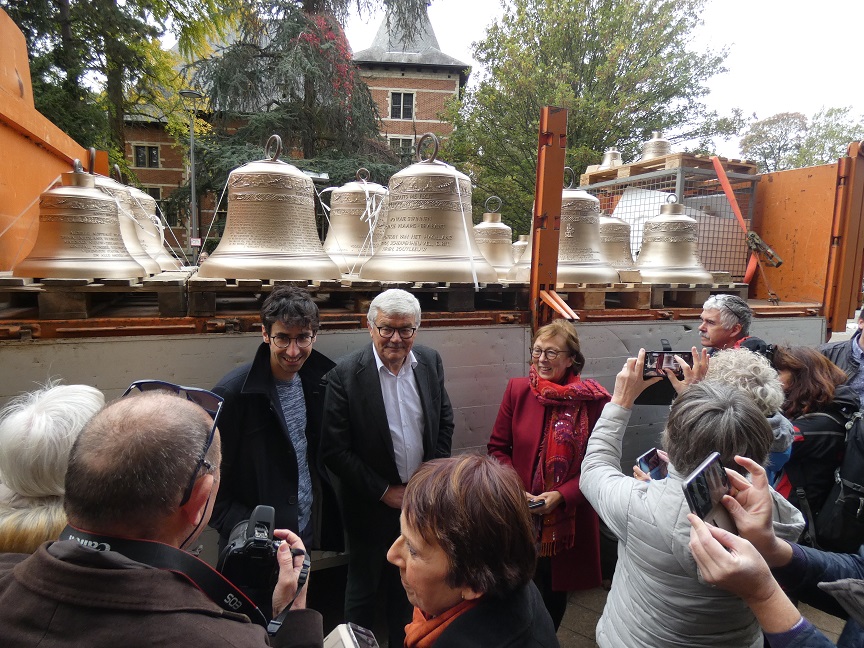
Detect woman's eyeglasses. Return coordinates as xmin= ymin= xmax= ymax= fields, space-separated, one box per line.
xmin=123 ymin=380 xmax=223 ymax=506
xmin=530 ymin=347 xmax=566 ymax=360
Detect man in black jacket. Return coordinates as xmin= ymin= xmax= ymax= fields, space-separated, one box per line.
xmin=211 ymin=287 xmax=339 ymax=555
xmin=821 ymin=307 xmax=864 ymax=405
xmin=322 ymin=289 xmax=454 ymax=648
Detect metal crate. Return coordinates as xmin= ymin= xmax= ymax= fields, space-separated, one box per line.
xmin=581 ymin=168 xmax=760 ymax=281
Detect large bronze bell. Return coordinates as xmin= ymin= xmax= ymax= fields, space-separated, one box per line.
xmin=636 ymin=199 xmax=713 ymax=283
xmin=127 ymin=187 xmax=181 ymax=271
xmin=198 ymin=135 xmax=340 ymax=280
xmin=599 ymin=213 xmax=636 ymax=270
xmin=13 ymin=161 xmax=147 ymax=280
xmin=359 ymin=134 xmax=497 ymax=283
xmin=473 ymin=196 xmax=513 ymax=280
xmin=93 ymin=174 xmax=161 ymax=276
xmin=557 ymin=185 xmax=619 ymax=284
xmin=322 ymin=169 xmax=388 ymax=275
xmin=512 ymin=233 xmax=529 ymax=264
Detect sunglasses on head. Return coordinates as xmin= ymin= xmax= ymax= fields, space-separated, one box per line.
xmin=123 ymin=380 xmax=223 ymax=506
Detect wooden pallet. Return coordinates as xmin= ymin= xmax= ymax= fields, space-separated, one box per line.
xmin=559 ymin=283 xmax=652 ymax=310
xmin=580 ymin=153 xmax=759 ymax=186
xmin=0 ymin=270 xmax=192 ymax=319
xmin=648 ymin=282 xmax=749 ymax=309
xmin=186 ymin=276 xmax=530 ymax=317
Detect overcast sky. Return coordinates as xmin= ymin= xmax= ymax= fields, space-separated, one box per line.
xmin=345 ymin=0 xmax=864 ymax=157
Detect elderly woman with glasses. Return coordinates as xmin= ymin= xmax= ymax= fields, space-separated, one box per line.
xmin=487 ymin=319 xmax=610 ymax=629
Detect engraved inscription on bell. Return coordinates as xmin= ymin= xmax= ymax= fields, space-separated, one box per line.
xmin=557 ymin=188 xmax=618 ymax=284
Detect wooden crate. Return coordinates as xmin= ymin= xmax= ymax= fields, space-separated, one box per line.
xmin=580 ymin=153 xmax=759 ymax=186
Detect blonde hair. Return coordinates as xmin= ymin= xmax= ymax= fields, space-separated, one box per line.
xmin=0 ymin=502 xmax=67 ymax=553
xmin=705 ymin=348 xmax=784 ymax=416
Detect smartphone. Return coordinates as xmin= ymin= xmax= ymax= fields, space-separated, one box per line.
xmin=682 ymin=452 xmax=737 ymax=533
xmin=636 ymin=447 xmax=668 ymax=480
xmin=528 ymin=499 xmax=546 ymax=509
xmin=643 ymin=350 xmax=694 ymax=379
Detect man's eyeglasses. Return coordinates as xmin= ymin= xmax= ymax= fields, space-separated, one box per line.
xmin=123 ymin=380 xmax=223 ymax=506
xmin=375 ymin=326 xmax=417 ymax=339
xmin=269 ymin=333 xmax=315 ymax=349
xmin=531 ymin=347 xmax=566 ymax=360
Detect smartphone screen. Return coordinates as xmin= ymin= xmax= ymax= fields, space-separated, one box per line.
xmin=682 ymin=452 xmax=736 ymax=533
xmin=643 ymin=351 xmax=694 ymax=379
xmin=636 ymin=447 xmax=668 ymax=480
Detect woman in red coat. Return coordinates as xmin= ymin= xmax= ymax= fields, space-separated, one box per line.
xmin=488 ymin=319 xmax=610 ymax=629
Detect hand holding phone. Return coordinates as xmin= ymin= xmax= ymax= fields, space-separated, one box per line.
xmin=528 ymin=499 xmax=546 ymax=510
xmin=643 ymin=350 xmax=695 ymax=380
xmin=682 ymin=452 xmax=737 ymax=533
xmin=636 ymin=447 xmax=668 ymax=480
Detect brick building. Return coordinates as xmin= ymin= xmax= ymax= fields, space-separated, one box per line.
xmin=352 ymin=6 xmax=470 ymax=159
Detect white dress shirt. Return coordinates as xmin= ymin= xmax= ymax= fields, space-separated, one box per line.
xmin=372 ymin=346 xmax=424 ymax=486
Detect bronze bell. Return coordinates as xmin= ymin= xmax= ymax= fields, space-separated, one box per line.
xmin=506 ymin=230 xmax=532 ymax=282
xmin=512 ymin=233 xmax=529 ymax=264
xmin=127 ymin=187 xmax=181 ymax=271
xmin=322 ymin=168 xmax=388 ymax=275
xmin=198 ymin=135 xmax=340 ymax=280
xmin=641 ymin=130 xmax=672 ymax=160
xmin=636 ymin=199 xmax=713 ymax=283
xmin=360 ymin=133 xmax=497 ymax=283
xmin=557 ymin=185 xmax=619 ymax=284
xmin=13 ymin=161 xmax=147 ymax=280
xmin=93 ymin=174 xmax=161 ymax=276
xmin=473 ymin=196 xmax=513 ymax=280
xmin=599 ymin=213 xmax=636 ymax=270
xmin=598 ymin=148 xmax=622 ymax=170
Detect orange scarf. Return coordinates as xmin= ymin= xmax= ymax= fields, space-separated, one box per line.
xmin=403 ymin=599 xmax=481 ymax=648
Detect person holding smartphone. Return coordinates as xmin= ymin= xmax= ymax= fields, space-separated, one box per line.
xmin=580 ymin=350 xmax=804 ymax=648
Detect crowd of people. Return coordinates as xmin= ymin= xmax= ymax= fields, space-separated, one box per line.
xmin=1 ymin=288 xmax=864 ymax=647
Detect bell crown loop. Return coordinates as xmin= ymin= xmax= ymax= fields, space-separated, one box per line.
xmin=564 ymin=166 xmax=576 ymax=189
xmin=484 ymin=195 xmax=502 ymax=213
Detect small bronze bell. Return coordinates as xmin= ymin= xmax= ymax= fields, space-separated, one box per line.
xmin=512 ymin=233 xmax=529 ymax=264
xmin=599 ymin=213 xmax=636 ymax=270
xmin=636 ymin=199 xmax=713 ymax=283
xmin=473 ymin=196 xmax=513 ymax=280
xmin=360 ymin=133 xmax=497 ymax=283
xmin=322 ymin=169 xmax=388 ymax=275
xmin=13 ymin=161 xmax=147 ymax=280
xmin=598 ymin=148 xmax=622 ymax=170
xmin=198 ymin=135 xmax=340 ymax=280
xmin=127 ymin=186 xmax=181 ymax=271
xmin=641 ymin=131 xmax=672 ymax=160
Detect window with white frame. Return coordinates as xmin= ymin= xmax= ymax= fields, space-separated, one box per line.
xmin=390 ymin=92 xmax=414 ymax=120
xmin=134 ymin=145 xmax=160 ymax=168
xmin=389 ymin=137 xmax=414 ymax=157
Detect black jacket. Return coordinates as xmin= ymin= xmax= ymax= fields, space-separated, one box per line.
xmin=210 ymin=343 xmax=341 ymax=551
xmin=821 ymin=330 xmax=862 ymax=383
xmin=780 ymin=384 xmax=861 ymax=516
xmin=435 ymin=582 xmax=559 ymax=648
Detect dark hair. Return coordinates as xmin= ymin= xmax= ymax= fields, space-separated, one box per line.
xmin=662 ymin=381 xmax=773 ymax=475
xmin=260 ymin=286 xmax=320 ymax=335
xmin=403 ymin=455 xmax=536 ymax=598
xmin=771 ymin=346 xmax=847 ymax=418
xmin=64 ymin=392 xmax=218 ymax=531
xmin=532 ymin=319 xmax=585 ymax=375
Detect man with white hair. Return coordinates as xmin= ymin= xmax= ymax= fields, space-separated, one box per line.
xmin=322 ymin=289 xmax=454 ymax=648
xmin=699 ymin=294 xmax=769 ymax=355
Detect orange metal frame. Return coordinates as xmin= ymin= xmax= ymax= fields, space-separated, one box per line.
xmin=529 ymin=106 xmax=569 ymax=331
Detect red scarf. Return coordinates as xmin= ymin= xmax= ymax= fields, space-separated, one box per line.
xmin=404 ymin=599 xmax=481 ymax=648
xmin=528 ymin=365 xmax=610 ymax=557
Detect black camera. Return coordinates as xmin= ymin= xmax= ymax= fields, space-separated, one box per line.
xmin=218 ymin=505 xmax=283 ymax=612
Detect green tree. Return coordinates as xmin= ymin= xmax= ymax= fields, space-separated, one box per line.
xmin=441 ymin=0 xmax=733 ymax=234
xmin=792 ymin=107 xmax=864 ymax=168
xmin=739 ymin=112 xmax=807 ymax=173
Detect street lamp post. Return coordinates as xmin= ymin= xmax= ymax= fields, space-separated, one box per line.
xmin=179 ymin=89 xmax=203 ymax=264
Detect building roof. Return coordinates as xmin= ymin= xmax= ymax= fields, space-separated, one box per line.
xmin=352 ymin=7 xmax=469 ymax=72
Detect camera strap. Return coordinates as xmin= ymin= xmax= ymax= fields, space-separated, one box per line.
xmin=59 ymin=525 xmax=268 ymax=628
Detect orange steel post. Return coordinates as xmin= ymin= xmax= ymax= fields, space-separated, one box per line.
xmin=530 ymin=106 xmax=568 ymax=332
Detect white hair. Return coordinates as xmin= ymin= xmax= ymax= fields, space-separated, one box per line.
xmin=705 ymin=348 xmax=784 ymax=416
xmin=367 ymin=289 xmax=421 ymax=327
xmin=0 ymin=382 xmax=104 ymax=498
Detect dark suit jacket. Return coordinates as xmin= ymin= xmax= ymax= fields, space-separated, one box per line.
xmin=321 ymin=343 xmax=454 ymax=541
xmin=210 ymin=343 xmax=341 ymax=551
